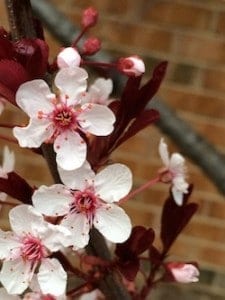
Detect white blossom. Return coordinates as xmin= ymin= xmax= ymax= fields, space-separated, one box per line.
xmin=32 ymin=162 xmax=132 ymax=250
xmin=13 ymin=67 xmax=115 ymax=170
xmin=159 ymin=138 xmax=189 ymax=205
xmin=0 ymin=205 xmax=69 ymax=296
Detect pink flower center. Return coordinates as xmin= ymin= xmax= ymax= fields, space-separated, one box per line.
xmin=52 ymin=103 xmax=77 ymax=130
xmin=21 ymin=235 xmax=47 ymax=262
xmin=70 ymin=188 xmax=100 ymax=224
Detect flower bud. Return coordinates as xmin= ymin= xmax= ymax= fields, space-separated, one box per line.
xmin=83 ymin=37 xmax=101 ymax=55
xmin=57 ymin=47 xmax=81 ymax=69
xmin=166 ymin=262 xmax=199 ymax=283
xmin=81 ymin=7 xmax=98 ymax=28
xmin=117 ymin=55 xmax=145 ymax=77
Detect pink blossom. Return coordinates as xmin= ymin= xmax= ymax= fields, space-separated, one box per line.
xmin=32 ymin=162 xmax=132 ymax=249
xmin=0 ymin=205 xmax=69 ymax=296
xmin=83 ymin=37 xmax=101 ymax=55
xmin=57 ymin=47 xmax=81 ymax=69
xmin=117 ymin=56 xmax=145 ymax=77
xmin=166 ymin=262 xmax=199 ymax=283
xmin=158 ymin=138 xmax=189 ymax=205
xmin=13 ymin=67 xmax=115 ymax=170
xmin=81 ymin=7 xmax=98 ymax=28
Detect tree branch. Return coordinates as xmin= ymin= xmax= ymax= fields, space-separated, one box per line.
xmin=5 ymin=1 xmax=131 ymax=299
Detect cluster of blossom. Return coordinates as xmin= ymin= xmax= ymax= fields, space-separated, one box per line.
xmin=0 ymin=5 xmax=199 ymax=300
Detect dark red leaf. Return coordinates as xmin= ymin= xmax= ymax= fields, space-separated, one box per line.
xmin=115 ymin=226 xmax=155 ymax=259
xmin=117 ymin=109 xmax=160 ymax=146
xmin=13 ymin=38 xmax=49 ymax=78
xmin=149 ymin=245 xmax=162 ymax=266
xmin=117 ymin=257 xmax=140 ymax=281
xmin=0 ymin=38 xmax=14 ymax=59
xmin=0 ymin=59 xmax=29 ymax=103
xmin=160 ymin=185 xmax=198 ymax=253
xmin=0 ymin=172 xmax=33 ymax=204
xmin=136 ymin=61 xmax=168 ymax=113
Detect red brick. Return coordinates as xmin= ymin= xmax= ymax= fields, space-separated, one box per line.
xmin=208 ymin=201 xmax=225 ymax=220
xmin=142 ymin=1 xmax=212 ymax=30
xmin=174 ymin=34 xmax=225 ymax=64
xmin=216 ymin=12 xmax=225 ymax=34
xmin=55 ymin=0 xmax=129 ymax=16
xmin=199 ymin=247 xmax=225 ymax=268
xmin=90 ymin=20 xmax=172 ymax=53
xmin=159 ymin=85 xmax=225 ymax=119
xmin=202 ymin=69 xmax=225 ymax=94
xmin=184 ymin=115 xmax=225 ymax=147
xmin=183 ymin=217 xmax=225 ymax=243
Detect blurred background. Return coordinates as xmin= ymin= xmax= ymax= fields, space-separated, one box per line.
xmin=0 ymin=0 xmax=225 ymax=299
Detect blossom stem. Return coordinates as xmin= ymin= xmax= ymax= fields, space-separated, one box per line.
xmin=72 ymin=27 xmax=88 ymax=46
xmin=119 ymin=176 xmax=160 ymax=204
xmin=5 ymin=0 xmax=36 ymax=40
xmin=0 ymin=200 xmax=18 ymax=206
xmin=81 ymin=60 xmax=116 ymax=69
xmin=0 ymin=134 xmax=18 ymax=143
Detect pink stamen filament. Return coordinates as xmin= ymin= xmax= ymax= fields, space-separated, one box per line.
xmin=21 ymin=235 xmax=47 ymax=262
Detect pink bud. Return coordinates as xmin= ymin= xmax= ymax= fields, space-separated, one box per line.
xmin=117 ymin=56 xmax=145 ymax=77
xmin=57 ymin=47 xmax=81 ymax=69
xmin=81 ymin=7 xmax=98 ymax=28
xmin=166 ymin=262 xmax=199 ymax=283
xmin=83 ymin=37 xmax=101 ymax=55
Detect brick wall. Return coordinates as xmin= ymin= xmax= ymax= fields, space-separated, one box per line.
xmin=1 ymin=0 xmax=225 ymax=298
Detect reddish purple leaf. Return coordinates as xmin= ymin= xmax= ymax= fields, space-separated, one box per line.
xmin=117 ymin=109 xmax=160 ymax=146
xmin=117 ymin=257 xmax=140 ymax=281
xmin=115 ymin=226 xmax=155 ymax=280
xmin=0 ymin=172 xmax=33 ymax=204
xmin=160 ymin=185 xmax=198 ymax=253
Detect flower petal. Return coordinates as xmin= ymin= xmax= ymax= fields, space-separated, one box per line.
xmin=16 ymin=79 xmax=54 ymax=117
xmin=171 ymin=187 xmax=183 ymax=206
xmin=54 ymin=67 xmax=87 ymax=104
xmin=78 ymin=103 xmax=115 ymax=135
xmin=9 ymin=205 xmax=45 ymax=236
xmin=58 ymin=160 xmax=95 ymax=190
xmin=61 ymin=213 xmax=90 ymax=249
xmin=54 ymin=131 xmax=87 ymax=170
xmin=0 ymin=259 xmax=33 ymax=294
xmin=94 ymin=204 xmax=131 ymax=243
xmin=2 ymin=146 xmax=15 ymax=174
xmin=170 ymin=153 xmax=186 ymax=175
xmin=84 ymin=78 xmax=113 ymax=105
xmin=159 ymin=138 xmax=170 ymax=167
xmin=0 ymin=230 xmax=20 ymax=259
xmin=94 ymin=164 xmax=132 ymax=202
xmin=57 ymin=47 xmax=81 ymax=69
xmin=13 ymin=118 xmax=53 ymax=148
xmin=32 ymin=184 xmax=72 ymax=216
xmin=38 ymin=258 xmax=67 ymax=296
